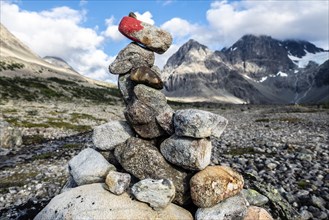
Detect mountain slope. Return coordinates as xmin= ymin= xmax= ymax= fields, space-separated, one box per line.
xmin=0 ymin=23 xmax=120 ymax=103
xmin=163 ymin=35 xmax=329 ymax=104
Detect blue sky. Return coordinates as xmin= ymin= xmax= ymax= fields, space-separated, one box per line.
xmin=1 ymin=0 xmax=328 ymax=83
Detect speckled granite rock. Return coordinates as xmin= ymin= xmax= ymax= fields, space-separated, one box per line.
xmin=190 ymin=165 xmax=244 ymax=208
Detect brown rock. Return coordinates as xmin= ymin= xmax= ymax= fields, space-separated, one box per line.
xmin=243 ymin=206 xmax=273 ymax=220
xmin=190 ymin=166 xmax=244 ymax=208
xmin=124 ymin=100 xmax=165 ymax=139
xmin=130 ymin=66 xmax=163 ymax=89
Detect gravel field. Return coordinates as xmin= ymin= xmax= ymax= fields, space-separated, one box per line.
xmin=1 ymin=102 xmax=328 ymax=219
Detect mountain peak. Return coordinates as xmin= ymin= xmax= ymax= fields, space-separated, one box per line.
xmin=184 ymin=39 xmax=208 ymax=50
xmin=43 ymin=56 xmax=76 ymax=71
xmin=282 ymin=39 xmax=325 ymax=58
xmin=164 ymin=39 xmax=209 ymax=69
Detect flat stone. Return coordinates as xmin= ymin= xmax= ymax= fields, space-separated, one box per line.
xmin=195 ymin=193 xmax=248 ymax=220
xmin=130 ymin=66 xmax=163 ymax=89
xmin=105 ymin=170 xmax=131 ymax=195
xmin=92 ymin=120 xmax=135 ymax=151
xmin=190 ymin=165 xmax=244 ymax=208
xmin=115 ymin=137 xmax=190 ymax=205
xmin=243 ymin=206 xmax=273 ymax=220
xmin=109 ymin=42 xmax=154 ymax=75
xmin=241 ymin=189 xmax=269 ymax=206
xmin=118 ymin=74 xmax=136 ymax=104
xmin=34 ymin=183 xmax=193 ymax=220
xmin=68 ymin=148 xmax=116 ymax=186
xmin=131 ymin=178 xmax=175 ymax=209
xmin=118 ymin=16 xmax=172 ymax=54
xmin=174 ymin=109 xmax=228 ymax=138
xmin=160 ymin=135 xmax=212 ymax=170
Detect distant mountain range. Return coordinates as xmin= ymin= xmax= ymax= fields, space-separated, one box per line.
xmin=0 ymin=23 xmax=120 ymax=103
xmin=163 ymin=35 xmax=329 ymax=104
xmin=2 ymin=22 xmax=328 ymax=105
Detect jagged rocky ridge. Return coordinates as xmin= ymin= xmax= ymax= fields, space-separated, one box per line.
xmin=163 ymin=35 xmax=329 ymax=104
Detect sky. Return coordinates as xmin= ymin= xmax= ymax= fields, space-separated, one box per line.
xmin=1 ymin=0 xmax=328 ymax=83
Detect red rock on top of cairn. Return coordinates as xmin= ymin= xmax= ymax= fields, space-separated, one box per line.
xmin=118 ymin=13 xmax=172 ymax=54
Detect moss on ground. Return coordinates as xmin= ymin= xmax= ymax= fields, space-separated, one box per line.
xmin=0 ymin=171 xmax=37 ymax=189
xmin=22 ymin=135 xmax=47 ymax=145
xmin=62 ymin=143 xmax=81 ymax=149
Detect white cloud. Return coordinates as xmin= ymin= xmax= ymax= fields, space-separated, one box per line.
xmin=102 ymin=16 xmax=125 ymax=42
xmin=161 ymin=18 xmax=198 ymax=38
xmin=134 ymin=11 xmax=155 ymax=25
xmin=205 ymin=0 xmax=329 ymax=49
xmin=0 ymin=1 xmax=116 ymax=82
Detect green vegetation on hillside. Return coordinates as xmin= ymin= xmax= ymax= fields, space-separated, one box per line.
xmin=0 ymin=76 xmax=122 ymax=104
xmin=0 ymin=61 xmax=24 ymax=71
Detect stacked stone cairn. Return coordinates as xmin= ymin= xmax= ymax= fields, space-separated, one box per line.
xmin=35 ymin=13 xmax=273 ymax=220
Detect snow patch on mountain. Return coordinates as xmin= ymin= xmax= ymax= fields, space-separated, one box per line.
xmin=288 ymin=51 xmax=329 ymax=68
xmin=277 ymin=71 xmax=288 ymax=77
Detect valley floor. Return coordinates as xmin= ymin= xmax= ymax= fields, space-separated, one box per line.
xmin=0 ymin=101 xmax=328 ymax=219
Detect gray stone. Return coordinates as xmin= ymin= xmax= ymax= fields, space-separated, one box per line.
xmin=34 ymin=183 xmax=193 ymax=220
xmin=104 ymin=170 xmax=131 ymax=195
xmin=0 ymin=120 xmax=22 ymax=148
xmin=130 ymin=66 xmax=163 ymax=89
xmin=124 ymin=84 xmax=172 ymax=139
xmin=300 ymin=210 xmax=313 ymax=220
xmin=195 ymin=193 xmax=248 ymax=220
xmin=266 ymin=162 xmax=277 ymax=170
xmin=125 ymin=101 xmax=165 ymax=139
xmin=156 ymin=108 xmax=175 ymax=135
xmin=109 ymin=42 xmax=154 ymax=74
xmin=133 ymin=84 xmax=169 ymax=113
xmin=174 ymin=109 xmax=228 ymax=138
xmin=241 ymin=189 xmax=269 ymax=206
xmin=118 ymin=74 xmax=136 ymax=104
xmin=118 ymin=16 xmax=172 ymax=54
xmin=68 ymin=148 xmax=116 ymax=186
xmin=131 ymin=178 xmax=175 ymax=209
xmin=115 ymin=137 xmax=190 ymax=205
xmin=92 ymin=120 xmax=135 ymax=151
xmin=190 ymin=165 xmax=244 ymax=208
xmin=311 ymin=195 xmax=326 ymax=210
xmin=160 ymin=135 xmax=212 ymax=170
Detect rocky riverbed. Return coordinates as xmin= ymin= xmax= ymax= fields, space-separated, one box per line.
xmin=0 ymin=102 xmax=328 ymax=219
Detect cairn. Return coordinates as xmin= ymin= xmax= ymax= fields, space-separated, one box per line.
xmin=35 ymin=13 xmax=273 ymax=220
